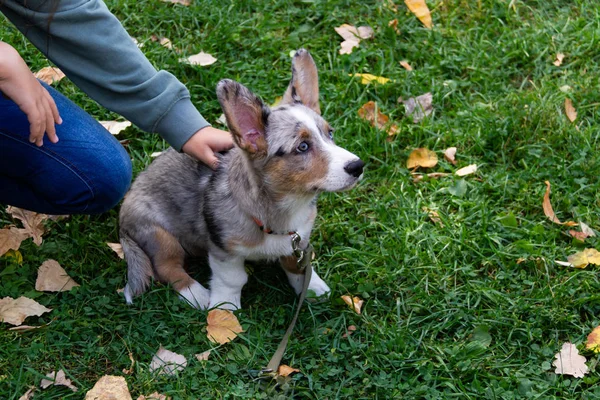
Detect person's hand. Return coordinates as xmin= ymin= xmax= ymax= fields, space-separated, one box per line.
xmin=0 ymin=42 xmax=61 ymax=146
xmin=181 ymin=126 xmax=233 ymax=169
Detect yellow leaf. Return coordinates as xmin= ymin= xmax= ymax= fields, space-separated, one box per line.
xmin=341 ymin=295 xmax=364 ymax=314
xmin=206 ymin=309 xmax=244 ymax=344
xmin=84 ymin=376 xmax=130 ymax=399
xmin=34 ymin=66 xmax=66 ymax=85
xmin=35 ymin=259 xmax=80 ymax=292
xmin=351 ymin=73 xmax=391 ymax=85
xmin=567 ymin=248 xmax=600 ymax=269
xmin=542 ymin=181 xmax=578 ymax=226
xmin=357 ymin=101 xmax=399 ymax=137
xmin=0 ymin=296 xmax=52 ymax=326
xmin=586 ymin=326 xmax=600 ymax=354
xmin=565 ymin=98 xmax=577 ymax=122
xmin=407 ymin=148 xmax=438 ymax=169
xmin=404 ymin=0 xmax=433 ymax=28
xmin=277 ymin=365 xmax=300 ymax=377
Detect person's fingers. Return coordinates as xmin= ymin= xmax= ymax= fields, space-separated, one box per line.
xmin=44 ymin=88 xmax=62 ymax=125
xmin=26 ymin=103 xmax=45 ymax=145
xmin=43 ymin=98 xmax=59 ymax=144
xmin=198 ymin=146 xmax=220 ymax=169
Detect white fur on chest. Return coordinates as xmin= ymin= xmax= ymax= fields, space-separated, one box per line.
xmin=234 ymin=223 xmax=314 ymax=260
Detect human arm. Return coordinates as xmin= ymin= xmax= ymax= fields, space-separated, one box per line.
xmin=0 ymin=0 xmax=232 ymax=164
xmin=0 ymin=41 xmax=61 ymax=146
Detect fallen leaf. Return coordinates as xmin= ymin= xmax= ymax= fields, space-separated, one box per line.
xmin=100 ymin=120 xmax=132 ymax=135
xmin=357 ymin=101 xmax=399 ymax=137
xmin=40 ymin=370 xmax=78 ymax=392
xmin=423 ymin=207 xmax=443 ymax=227
xmin=553 ymin=342 xmax=588 ymax=378
xmin=18 ymin=387 xmax=35 ymax=400
xmin=35 ymin=259 xmax=80 ymax=292
xmin=555 ymin=260 xmax=574 ymax=267
xmin=342 ymin=325 xmax=357 ymax=338
xmin=122 ymin=351 xmax=135 ymax=375
xmin=402 ymin=92 xmax=433 ymax=123
xmin=277 ymin=365 xmax=300 ymax=377
xmin=9 ymin=320 xmax=52 ymax=332
xmin=150 ymin=35 xmax=173 ymax=49
xmin=341 ymin=295 xmax=364 ymax=314
xmin=351 ymin=73 xmax=391 ymax=85
xmin=0 ymin=296 xmax=52 ymax=326
xmin=455 ymin=164 xmax=478 ymax=177
xmin=388 ymin=19 xmax=400 ymax=34
xmin=7 ymin=206 xmax=47 ymax=245
xmin=216 ymin=113 xmax=227 ymax=126
xmin=566 ymin=248 xmax=600 ymax=269
xmin=580 ymin=222 xmax=596 ymax=237
xmin=553 ymin=53 xmax=565 ymax=67
xmin=568 ymin=230 xmax=589 ymax=241
xmin=542 ymin=181 xmax=578 ymax=226
xmin=444 ymin=147 xmax=457 ymax=165
xmin=399 ymin=60 xmax=413 ymax=71
xmin=161 ymin=0 xmax=190 ymax=5
xmin=85 ymin=375 xmax=131 ymax=399
xmin=195 ymin=350 xmax=211 ymax=361
xmin=107 ymin=242 xmax=124 ymax=259
xmin=150 ymin=152 xmax=163 ymax=158
xmin=137 ymin=393 xmax=169 ymax=400
xmin=206 ymin=309 xmax=244 ymax=344
xmin=404 ymin=0 xmax=433 ymax=28
xmin=407 ymin=148 xmax=438 ymax=169
xmin=565 ymin=98 xmax=577 ymax=122
xmin=516 ymin=258 xmax=526 ymax=264
xmin=34 ymin=66 xmax=66 ymax=85
xmin=131 ymin=37 xmax=144 ymax=48
xmin=334 ymin=24 xmax=374 ymax=55
xmin=0 ymin=226 xmax=29 ymax=257
xmin=586 ymin=326 xmax=600 ymax=354
xmin=150 ymin=346 xmax=187 ymax=375
xmin=181 ymin=52 xmax=217 ymax=66
xmin=4 ymin=249 xmax=23 ymax=265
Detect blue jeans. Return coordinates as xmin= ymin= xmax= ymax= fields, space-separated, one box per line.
xmin=0 ymin=82 xmax=132 ymax=214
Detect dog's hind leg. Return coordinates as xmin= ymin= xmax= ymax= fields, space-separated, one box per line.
xmin=280 ymin=255 xmax=331 ymax=299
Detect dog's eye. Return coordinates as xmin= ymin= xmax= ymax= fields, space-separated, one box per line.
xmin=296 ymin=142 xmax=309 ymax=153
xmin=328 ymin=128 xmax=334 ymax=140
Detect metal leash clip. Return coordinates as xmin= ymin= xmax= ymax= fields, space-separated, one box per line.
xmin=291 ymin=232 xmax=304 ymax=263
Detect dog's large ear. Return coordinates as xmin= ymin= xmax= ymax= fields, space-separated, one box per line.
xmin=281 ymin=49 xmax=320 ymax=115
xmin=216 ymin=79 xmax=270 ymax=158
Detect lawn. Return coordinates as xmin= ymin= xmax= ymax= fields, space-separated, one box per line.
xmin=1 ymin=0 xmax=600 ymax=398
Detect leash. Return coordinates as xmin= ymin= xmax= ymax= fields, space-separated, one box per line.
xmin=251 ymin=217 xmax=314 ymax=379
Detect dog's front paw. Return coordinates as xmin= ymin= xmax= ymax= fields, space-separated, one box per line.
xmin=307 ymin=272 xmax=331 ymax=300
xmin=178 ymin=281 xmax=210 ymax=310
xmin=208 ymin=293 xmax=241 ymax=311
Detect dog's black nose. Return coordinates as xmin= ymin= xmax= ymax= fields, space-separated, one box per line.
xmin=344 ymin=159 xmax=364 ymax=177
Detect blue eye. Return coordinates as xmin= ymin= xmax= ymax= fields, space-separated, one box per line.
xmin=328 ymin=128 xmax=334 ymax=140
xmin=296 ymin=142 xmax=309 ymax=152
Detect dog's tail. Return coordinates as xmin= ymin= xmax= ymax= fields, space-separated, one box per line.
xmin=120 ymin=232 xmax=154 ymax=304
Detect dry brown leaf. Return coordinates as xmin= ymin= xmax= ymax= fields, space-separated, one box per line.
xmin=277 ymin=365 xmax=300 ymax=377
xmin=423 ymin=207 xmax=443 ymax=227
xmin=404 ymin=0 xmax=433 ymax=28
xmin=586 ymin=326 xmax=600 ymax=354
xmin=341 ymin=295 xmax=364 ymax=314
xmin=580 ymin=222 xmax=596 ymax=237
xmin=542 ymin=181 xmax=578 ymax=226
xmin=357 ymin=101 xmax=399 ymax=137
xmin=137 ymin=393 xmax=170 ymax=400
xmin=107 ymin=242 xmax=124 ymax=259
xmin=150 ymin=151 xmax=163 ymax=158
xmin=565 ymin=98 xmax=577 ymax=122
xmin=342 ymin=325 xmax=357 ymax=338
xmin=34 ymin=66 xmax=66 ymax=85
xmin=150 ymin=346 xmax=187 ymax=375
xmin=553 ymin=342 xmax=588 ymax=378
xmin=195 ymin=350 xmax=211 ymax=361
xmin=553 ymin=53 xmax=565 ymax=67
xmin=181 ymin=52 xmax=217 ymax=66
xmin=7 ymin=206 xmax=47 ymax=246
xmin=18 ymin=387 xmax=35 ymax=400
xmin=206 ymin=309 xmax=244 ymax=344
xmin=388 ymin=19 xmax=400 ymax=34
xmin=122 ymin=351 xmax=135 ymax=375
xmin=85 ymin=375 xmax=131 ymax=399
xmin=455 ymin=164 xmax=478 ymax=177
xmin=402 ymin=92 xmax=433 ymax=123
xmin=568 ymin=230 xmax=589 ymax=241
xmin=407 ymin=148 xmax=438 ymax=169
xmin=567 ymin=248 xmax=600 ymax=269
xmin=40 ymin=370 xmax=78 ymax=392
xmin=334 ymin=24 xmax=373 ymax=55
xmin=444 ymin=147 xmax=457 ymax=165
xmin=35 ymin=259 xmax=80 ymax=292
xmin=9 ymin=319 xmax=52 ymax=332
xmin=555 ymin=260 xmax=574 ymax=267
xmin=161 ymin=0 xmax=190 ymax=5
xmin=0 ymin=226 xmax=29 ymax=257
xmin=399 ymin=60 xmax=413 ymax=71
xmin=0 ymin=296 xmax=52 ymax=326
xmin=150 ymin=35 xmax=174 ymax=50
xmin=100 ymin=120 xmax=132 ymax=135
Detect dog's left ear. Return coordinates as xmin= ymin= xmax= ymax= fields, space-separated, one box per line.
xmin=216 ymin=79 xmax=270 ymax=158
xmin=281 ymin=49 xmax=320 ymax=115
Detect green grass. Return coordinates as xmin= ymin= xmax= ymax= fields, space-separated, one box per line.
xmin=2 ymin=0 xmax=600 ymax=398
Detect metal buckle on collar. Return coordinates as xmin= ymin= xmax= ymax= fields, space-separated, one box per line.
xmin=291 ymin=232 xmax=304 ymax=262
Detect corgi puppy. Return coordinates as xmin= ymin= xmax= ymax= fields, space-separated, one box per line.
xmin=119 ymin=49 xmax=364 ymax=310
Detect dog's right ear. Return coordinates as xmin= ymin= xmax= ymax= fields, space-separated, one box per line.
xmin=216 ymin=79 xmax=270 ymax=158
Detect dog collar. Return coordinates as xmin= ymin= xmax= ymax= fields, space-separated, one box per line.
xmin=252 ymin=216 xmax=296 ymax=236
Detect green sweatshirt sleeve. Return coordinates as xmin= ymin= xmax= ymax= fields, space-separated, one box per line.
xmin=0 ymin=0 xmax=210 ymax=150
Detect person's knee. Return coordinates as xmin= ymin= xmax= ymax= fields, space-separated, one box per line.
xmin=87 ymin=148 xmax=132 ymax=214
